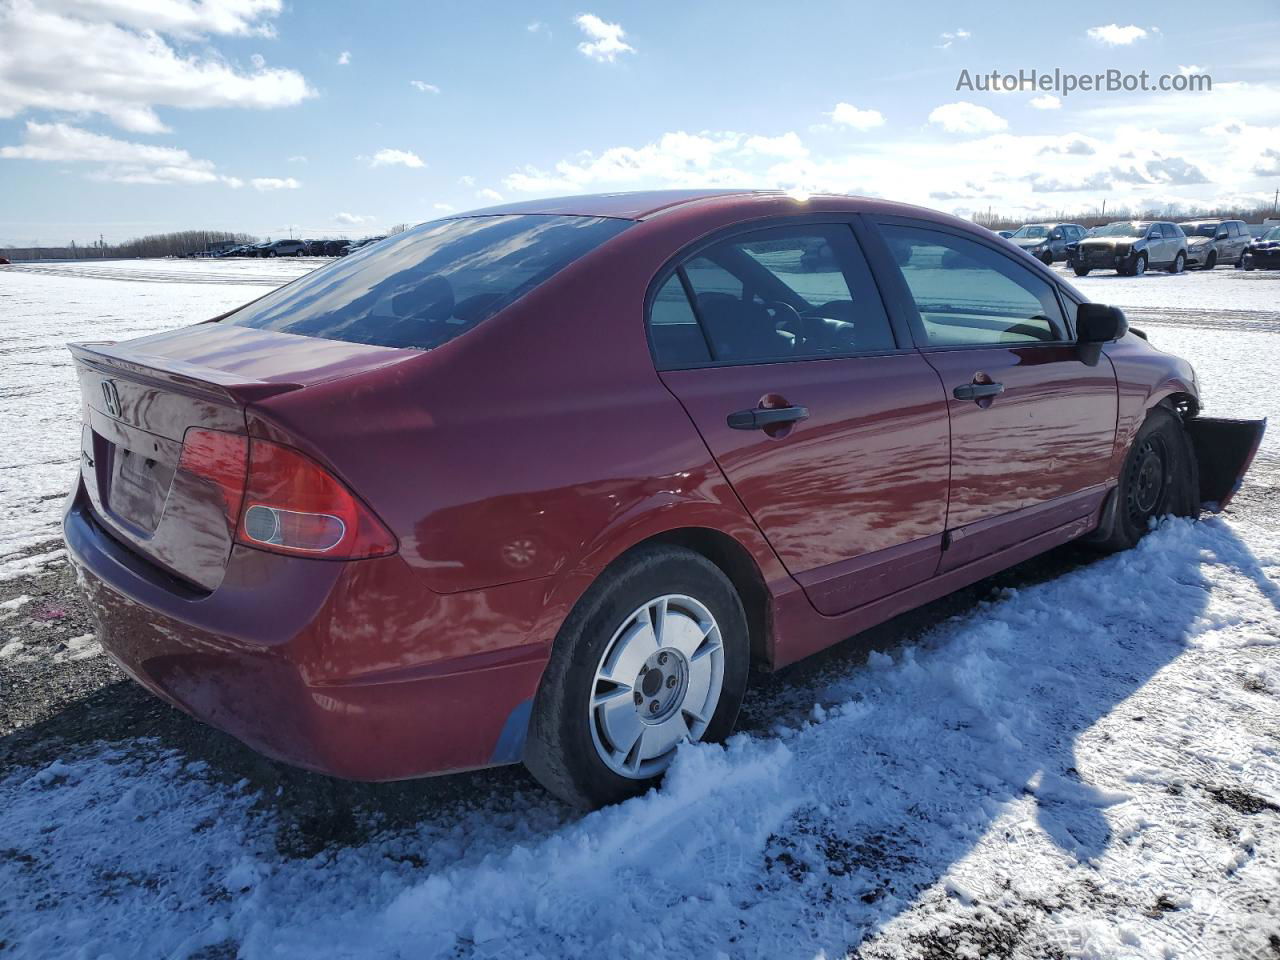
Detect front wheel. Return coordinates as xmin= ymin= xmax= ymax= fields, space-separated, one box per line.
xmin=1073 ymin=264 xmax=1091 ymax=277
xmin=524 ymin=545 xmax=750 ymax=808
xmin=1204 ymin=251 xmax=1217 ymax=270
xmin=1169 ymin=251 xmax=1186 ymax=274
xmin=1040 ymin=250 xmax=1054 ymax=266
xmin=1092 ymin=407 xmax=1198 ymax=552
xmin=1128 ymin=253 xmax=1148 ymax=277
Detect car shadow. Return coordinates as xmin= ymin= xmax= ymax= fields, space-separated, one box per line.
xmin=0 ymin=515 xmax=1269 ymax=954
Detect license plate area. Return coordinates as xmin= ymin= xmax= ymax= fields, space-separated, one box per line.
xmin=84 ymin=408 xmax=181 ymax=536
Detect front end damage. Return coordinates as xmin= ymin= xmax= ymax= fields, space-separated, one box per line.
xmin=1186 ymin=416 xmax=1267 ymax=511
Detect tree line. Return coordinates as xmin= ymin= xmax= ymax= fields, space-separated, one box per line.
xmin=1 ymin=230 xmax=259 ymax=261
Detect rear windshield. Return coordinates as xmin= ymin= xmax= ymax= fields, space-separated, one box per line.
xmin=221 ymin=214 xmax=630 ymax=349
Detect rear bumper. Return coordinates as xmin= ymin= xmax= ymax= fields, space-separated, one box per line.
xmin=64 ymin=489 xmax=550 ymax=780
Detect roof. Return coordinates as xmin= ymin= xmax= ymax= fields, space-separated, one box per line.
xmin=452 ymin=189 xmax=798 ymax=221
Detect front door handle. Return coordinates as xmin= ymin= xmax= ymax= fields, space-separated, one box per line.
xmin=953 ymin=382 xmax=1005 ymax=401
xmin=727 ymin=404 xmax=809 ymax=430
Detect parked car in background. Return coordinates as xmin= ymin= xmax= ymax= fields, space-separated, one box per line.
xmin=1008 ymin=223 xmax=1086 ymax=264
xmin=1072 ymin=221 xmax=1188 ymax=276
xmin=1178 ymin=219 xmax=1250 ymax=269
xmin=261 ymin=239 xmax=308 ymax=257
xmin=62 ymin=189 xmax=1262 ymax=808
xmin=324 ymin=239 xmax=350 ymax=256
xmin=343 ymin=235 xmax=388 ymax=255
xmin=1241 ymin=226 xmax=1280 ymax=270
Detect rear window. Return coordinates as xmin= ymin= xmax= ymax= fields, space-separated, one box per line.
xmin=221 ymin=215 xmax=630 ymax=349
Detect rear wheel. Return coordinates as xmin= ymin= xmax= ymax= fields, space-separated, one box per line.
xmin=1169 ymin=251 xmax=1186 ymax=274
xmin=524 ymin=545 xmax=750 ymax=808
xmin=1073 ymin=264 xmax=1091 ymax=277
xmin=1092 ymin=408 xmax=1198 ymax=552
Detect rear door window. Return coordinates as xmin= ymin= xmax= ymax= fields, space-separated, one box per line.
xmin=221 ymin=215 xmax=630 ymax=349
xmin=655 ymin=224 xmax=895 ymax=366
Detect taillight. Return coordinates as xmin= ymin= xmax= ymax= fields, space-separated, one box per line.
xmin=177 ymin=429 xmax=396 ymax=560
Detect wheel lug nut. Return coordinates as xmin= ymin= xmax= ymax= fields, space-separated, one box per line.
xmin=666 ymin=676 xmax=677 ymax=688
xmin=657 ymin=652 xmax=668 ymax=665
xmin=634 ymin=692 xmax=643 ymax=706
xmin=650 ymin=700 xmax=661 ymax=714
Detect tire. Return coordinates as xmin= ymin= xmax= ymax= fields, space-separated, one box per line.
xmin=1040 ymin=251 xmax=1054 ymax=266
xmin=524 ymin=545 xmax=750 ymax=808
xmin=1129 ymin=253 xmax=1147 ymax=277
xmin=1073 ymin=264 xmax=1091 ymax=277
xmin=1244 ymin=257 xmax=1256 ymax=272
xmin=1204 ymin=251 xmax=1217 ymax=270
xmin=1092 ymin=407 xmax=1199 ymax=553
xmin=1169 ymin=251 xmax=1186 ymax=274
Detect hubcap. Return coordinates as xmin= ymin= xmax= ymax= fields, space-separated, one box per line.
xmin=588 ymin=594 xmax=725 ymax=779
xmin=1126 ymin=437 xmax=1168 ymax=527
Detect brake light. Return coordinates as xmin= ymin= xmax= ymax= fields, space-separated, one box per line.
xmin=236 ymin=438 xmax=397 ymax=559
xmin=176 ymin=428 xmax=396 ymax=559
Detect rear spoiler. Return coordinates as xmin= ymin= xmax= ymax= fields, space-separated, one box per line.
xmin=68 ymin=341 xmax=303 ymax=406
xmin=1187 ymin=416 xmax=1266 ymax=511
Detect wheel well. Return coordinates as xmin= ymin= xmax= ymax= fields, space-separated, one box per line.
xmin=1161 ymin=391 xmax=1200 ymax=420
xmin=643 ymin=528 xmax=773 ymax=670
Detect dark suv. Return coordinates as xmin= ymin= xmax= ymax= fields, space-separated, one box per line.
xmin=1007 ymin=223 xmax=1086 ymax=265
xmin=1178 ymin=220 xmax=1250 ymax=269
xmin=1072 ymin=221 xmax=1188 ymax=276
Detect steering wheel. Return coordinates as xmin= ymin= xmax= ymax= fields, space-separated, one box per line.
xmin=762 ymin=300 xmax=805 ymax=336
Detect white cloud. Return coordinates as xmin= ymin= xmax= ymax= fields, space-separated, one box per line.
xmin=928 ymin=102 xmax=1008 ymax=135
xmin=1086 ymin=24 xmax=1149 ymax=46
xmin=334 ymin=212 xmax=373 ymax=224
xmin=36 ymin=0 xmax=283 ymax=38
xmin=1179 ymin=64 xmax=1204 ymax=75
xmin=287 ymin=155 xmax=307 ymax=163
xmin=337 ymin=50 xmax=351 ymax=65
xmin=527 ymin=20 xmax=549 ymax=35
xmin=457 ymin=174 xmax=476 ymax=187
xmin=742 ymin=132 xmax=807 ymax=160
xmin=574 ymin=13 xmax=634 ymax=63
xmin=476 ymin=188 xmax=503 ymax=202
xmin=937 ymin=28 xmax=970 ymax=49
xmin=250 ymin=53 xmax=265 ymax=69
xmin=829 ymin=102 xmax=885 ymax=130
xmin=0 ymin=0 xmax=312 ymax=133
xmin=0 ymin=120 xmax=245 ymax=187
xmin=433 ymin=202 xmax=455 ymax=211
xmin=1029 ymin=95 xmax=1061 ymax=110
xmin=409 ymin=80 xmax=440 ymax=94
xmin=366 ymin=148 xmax=424 ymax=169
xmin=251 ymin=176 xmax=300 ymax=190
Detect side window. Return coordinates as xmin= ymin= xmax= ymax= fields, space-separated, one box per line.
xmin=670 ymin=224 xmax=895 ymax=365
xmin=649 ymin=274 xmax=711 ymax=367
xmin=1161 ymin=223 xmax=1180 ymax=239
xmin=878 ymin=223 xmax=1067 ymax=347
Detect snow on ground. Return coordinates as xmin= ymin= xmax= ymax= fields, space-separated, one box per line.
xmin=0 ymin=258 xmax=1278 ymax=959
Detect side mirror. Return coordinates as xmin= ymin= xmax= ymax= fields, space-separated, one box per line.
xmin=1077 ymin=303 xmax=1128 ymax=343
xmin=1216 ymin=231 xmax=1229 ymax=240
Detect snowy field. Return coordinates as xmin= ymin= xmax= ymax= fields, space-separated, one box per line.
xmin=0 ymin=258 xmax=1277 ymax=959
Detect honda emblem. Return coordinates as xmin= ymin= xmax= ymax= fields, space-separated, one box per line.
xmin=101 ymin=379 xmax=122 ymax=418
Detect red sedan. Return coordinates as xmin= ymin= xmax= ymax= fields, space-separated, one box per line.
xmin=64 ymin=190 xmax=1262 ymax=808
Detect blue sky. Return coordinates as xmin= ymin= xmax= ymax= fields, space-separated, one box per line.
xmin=1 ymin=0 xmax=1278 ymax=245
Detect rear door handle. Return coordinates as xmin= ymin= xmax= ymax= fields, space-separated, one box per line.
xmin=953 ymin=382 xmax=1005 ymax=401
xmin=727 ymin=405 xmax=809 ymax=430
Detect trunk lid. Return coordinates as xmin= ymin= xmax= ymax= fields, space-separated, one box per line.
xmin=70 ymin=323 xmax=419 ymax=591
